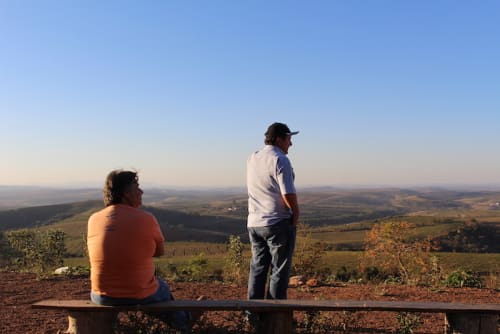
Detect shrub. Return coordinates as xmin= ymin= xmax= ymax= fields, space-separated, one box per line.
xmin=444 ymin=269 xmax=482 ymax=288
xmin=361 ymin=266 xmax=390 ymax=283
xmin=224 ymin=235 xmax=245 ymax=283
xmin=0 ymin=231 xmax=17 ymax=267
xmin=483 ymin=267 xmax=500 ymax=289
xmin=64 ymin=266 xmax=90 ymax=277
xmin=160 ymin=261 xmax=182 ymax=282
xmin=335 ymin=266 xmax=360 ymax=283
xmin=397 ymin=312 xmax=422 ymax=334
xmin=360 ymin=221 xmax=440 ymax=285
xmin=180 ymin=253 xmax=209 ymax=282
xmin=5 ymin=229 xmax=66 ymax=274
xmin=292 ymin=223 xmax=325 ymax=277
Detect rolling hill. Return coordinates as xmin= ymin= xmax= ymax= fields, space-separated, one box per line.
xmin=0 ymin=200 xmax=101 ymax=231
xmin=1 ymin=188 xmax=499 ymax=254
xmin=0 ymin=201 xmax=247 ymax=244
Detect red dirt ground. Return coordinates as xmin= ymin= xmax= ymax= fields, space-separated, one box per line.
xmin=1 ymin=271 xmax=498 ymax=333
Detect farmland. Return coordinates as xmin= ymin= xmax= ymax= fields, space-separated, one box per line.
xmin=2 ymin=186 xmax=500 ymax=333
xmin=1 ymin=187 xmax=499 ymax=274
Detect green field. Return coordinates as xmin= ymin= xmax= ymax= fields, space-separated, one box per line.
xmin=64 ymin=247 xmax=500 ymax=281
xmin=3 ymin=188 xmax=500 ymax=281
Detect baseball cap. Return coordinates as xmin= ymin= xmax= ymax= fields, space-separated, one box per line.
xmin=265 ymin=122 xmax=300 ymax=138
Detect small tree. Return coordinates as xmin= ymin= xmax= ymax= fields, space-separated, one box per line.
xmin=360 ymin=221 xmax=439 ymax=285
xmin=6 ymin=229 xmax=38 ymax=269
xmin=6 ymin=229 xmax=66 ymax=274
xmin=39 ymin=230 xmax=66 ymax=271
xmin=224 ymin=235 xmax=245 ymax=283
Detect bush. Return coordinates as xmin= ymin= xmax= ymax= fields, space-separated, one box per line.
xmin=64 ymin=266 xmax=90 ymax=277
xmin=292 ymin=223 xmax=325 ymax=277
xmin=180 ymin=253 xmax=209 ymax=282
xmin=335 ymin=266 xmax=360 ymax=283
xmin=5 ymin=229 xmax=66 ymax=274
xmin=159 ymin=261 xmax=181 ymax=282
xmin=0 ymin=231 xmax=17 ymax=266
xmin=361 ymin=266 xmax=390 ymax=284
xmin=360 ymin=221 xmax=440 ymax=285
xmin=397 ymin=312 xmax=422 ymax=334
xmin=444 ymin=269 xmax=482 ymax=288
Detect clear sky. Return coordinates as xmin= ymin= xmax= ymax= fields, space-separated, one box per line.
xmin=1 ymin=1 xmax=499 ymax=189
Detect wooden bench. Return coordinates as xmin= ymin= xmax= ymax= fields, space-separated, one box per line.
xmin=32 ymin=299 xmax=500 ymax=334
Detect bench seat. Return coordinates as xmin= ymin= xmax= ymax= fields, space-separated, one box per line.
xmin=32 ymin=299 xmax=500 ymax=334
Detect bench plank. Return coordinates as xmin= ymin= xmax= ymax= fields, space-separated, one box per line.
xmin=32 ymin=299 xmax=500 ymax=314
xmin=32 ymin=299 xmax=500 ymax=334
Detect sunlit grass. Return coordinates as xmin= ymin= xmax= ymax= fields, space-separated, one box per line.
xmin=64 ymin=250 xmax=500 ymax=279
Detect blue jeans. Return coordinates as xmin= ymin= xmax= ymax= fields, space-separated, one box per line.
xmin=91 ymin=278 xmax=191 ymax=331
xmin=247 ymin=219 xmax=296 ymax=300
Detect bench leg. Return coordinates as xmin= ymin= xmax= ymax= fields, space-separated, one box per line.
xmin=259 ymin=311 xmax=293 ymax=334
xmin=65 ymin=311 xmax=116 ymax=334
xmin=445 ymin=313 xmax=499 ymax=334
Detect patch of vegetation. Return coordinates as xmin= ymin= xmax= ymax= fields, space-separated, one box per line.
xmin=444 ymin=269 xmax=482 ymax=288
xmin=3 ymin=188 xmax=500 ymax=288
xmin=292 ymin=223 xmax=325 ymax=277
xmin=437 ymin=220 xmax=500 ymax=252
xmin=161 ymin=253 xmax=224 ymax=283
xmin=397 ymin=312 xmax=422 ymax=334
xmin=224 ymin=235 xmax=245 ymax=283
xmin=361 ymin=221 xmax=439 ymax=284
xmin=4 ymin=229 xmax=66 ymax=275
xmin=360 ymin=221 xmax=441 ymax=286
xmin=63 ymin=265 xmax=90 ymax=277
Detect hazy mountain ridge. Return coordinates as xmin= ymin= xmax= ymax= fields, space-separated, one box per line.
xmin=1 ymin=188 xmax=499 ymax=248
xmin=0 ymin=186 xmax=246 ymax=210
xmin=0 ymin=187 xmax=102 ymax=209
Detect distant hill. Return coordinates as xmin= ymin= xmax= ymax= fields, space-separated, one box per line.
xmin=1 ymin=188 xmax=499 ymax=251
xmin=0 ymin=186 xmax=246 ymax=210
xmin=0 ymin=200 xmax=247 ymax=244
xmin=0 ymin=186 xmax=101 ymax=209
xmin=147 ymin=206 xmax=247 ymax=242
xmin=0 ymin=200 xmax=101 ymax=231
xmin=297 ymin=188 xmax=494 ymax=226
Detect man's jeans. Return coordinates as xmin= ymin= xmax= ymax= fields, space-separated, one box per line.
xmin=247 ymin=219 xmax=296 ymax=300
xmin=91 ymin=278 xmax=191 ymax=331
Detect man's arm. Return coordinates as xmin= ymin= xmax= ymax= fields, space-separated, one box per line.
xmin=153 ymin=242 xmax=165 ymax=257
xmin=283 ymin=193 xmax=300 ymax=226
xmin=151 ymin=217 xmax=165 ymax=257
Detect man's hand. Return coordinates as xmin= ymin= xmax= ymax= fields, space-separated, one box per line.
xmin=283 ymin=193 xmax=300 ymax=227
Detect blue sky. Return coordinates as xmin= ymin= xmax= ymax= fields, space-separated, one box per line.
xmin=1 ymin=1 xmax=499 ymax=188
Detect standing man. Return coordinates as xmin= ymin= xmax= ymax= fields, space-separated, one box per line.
xmin=246 ymin=122 xmax=300 ymax=300
xmin=87 ymin=170 xmax=198 ymax=332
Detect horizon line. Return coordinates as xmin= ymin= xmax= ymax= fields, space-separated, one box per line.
xmin=2 ymin=183 xmax=500 ymax=191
